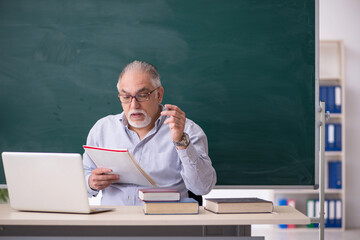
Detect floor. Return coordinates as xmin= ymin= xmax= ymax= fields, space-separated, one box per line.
xmin=252 ymin=226 xmax=360 ymax=240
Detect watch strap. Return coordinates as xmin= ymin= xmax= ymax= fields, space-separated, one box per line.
xmin=174 ymin=132 xmax=190 ymax=147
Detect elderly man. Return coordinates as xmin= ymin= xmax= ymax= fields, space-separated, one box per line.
xmin=83 ymin=60 xmax=216 ymax=205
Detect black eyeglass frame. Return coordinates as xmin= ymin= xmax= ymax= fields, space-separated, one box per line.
xmin=118 ymin=87 xmax=160 ymax=103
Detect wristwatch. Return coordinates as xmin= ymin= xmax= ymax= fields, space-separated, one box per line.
xmin=174 ymin=132 xmax=190 ymax=147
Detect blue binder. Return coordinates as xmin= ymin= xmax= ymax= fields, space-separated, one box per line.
xmin=319 ymin=86 xmax=328 ymax=112
xmin=325 ymin=123 xmax=328 ymax=151
xmin=335 ymin=124 xmax=342 ymax=151
xmin=328 ymin=200 xmax=336 ymax=227
xmin=335 ymin=200 xmax=342 ymax=228
xmin=334 ymin=86 xmax=342 ymax=113
xmin=324 ymin=200 xmax=330 ymax=227
xmin=326 ymin=124 xmax=335 ymax=151
xmin=306 ymin=199 xmax=315 ymax=228
xmin=328 ymin=161 xmax=342 ymax=189
xmin=327 ymin=86 xmax=335 ymax=113
xmin=314 ymin=199 xmax=319 ymax=228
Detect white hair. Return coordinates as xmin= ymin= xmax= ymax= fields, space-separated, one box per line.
xmin=117 ymin=60 xmax=161 ymax=91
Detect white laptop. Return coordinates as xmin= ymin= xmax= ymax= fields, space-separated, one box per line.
xmin=2 ymin=152 xmax=113 ymax=214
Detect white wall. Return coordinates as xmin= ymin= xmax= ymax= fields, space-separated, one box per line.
xmin=320 ymin=0 xmax=360 ymax=229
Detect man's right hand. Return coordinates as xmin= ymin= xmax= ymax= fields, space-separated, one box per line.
xmin=89 ymin=168 xmax=120 ymax=191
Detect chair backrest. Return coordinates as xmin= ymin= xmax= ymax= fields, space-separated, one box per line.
xmin=188 ymin=190 xmax=202 ymax=206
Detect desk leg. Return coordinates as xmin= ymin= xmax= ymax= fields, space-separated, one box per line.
xmin=203 ymin=225 xmax=251 ymax=236
xmin=238 ymin=225 xmax=251 ymax=236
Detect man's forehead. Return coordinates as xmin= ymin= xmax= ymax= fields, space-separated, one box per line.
xmin=120 ymin=86 xmax=151 ymax=93
xmin=119 ymin=70 xmax=153 ymax=90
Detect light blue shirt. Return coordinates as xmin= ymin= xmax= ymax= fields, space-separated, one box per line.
xmin=83 ymin=106 xmax=217 ymax=206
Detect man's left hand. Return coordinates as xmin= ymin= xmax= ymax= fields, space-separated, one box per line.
xmin=161 ymin=104 xmax=186 ymax=145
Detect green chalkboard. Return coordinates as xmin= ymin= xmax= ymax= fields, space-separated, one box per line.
xmin=0 ymin=0 xmax=316 ymax=186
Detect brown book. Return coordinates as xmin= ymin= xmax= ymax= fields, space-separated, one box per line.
xmin=205 ymin=197 xmax=273 ymax=214
xmin=143 ymin=198 xmax=199 ymax=215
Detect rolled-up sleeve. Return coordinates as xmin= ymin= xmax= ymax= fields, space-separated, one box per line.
xmin=83 ymin=123 xmax=100 ymax=197
xmin=177 ymin=120 xmax=217 ymax=195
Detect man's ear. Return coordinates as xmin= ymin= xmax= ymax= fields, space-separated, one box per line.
xmin=157 ymin=86 xmax=164 ymax=103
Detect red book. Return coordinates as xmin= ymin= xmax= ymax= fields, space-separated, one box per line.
xmin=138 ymin=188 xmax=180 ymax=202
xmin=287 ymin=199 xmax=296 ymax=228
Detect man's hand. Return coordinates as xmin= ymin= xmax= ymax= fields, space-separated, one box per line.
xmin=161 ymin=104 xmax=186 ymax=147
xmin=89 ymin=168 xmax=120 ymax=191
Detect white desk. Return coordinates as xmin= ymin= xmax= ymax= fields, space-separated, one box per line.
xmin=0 ymin=204 xmax=310 ymax=237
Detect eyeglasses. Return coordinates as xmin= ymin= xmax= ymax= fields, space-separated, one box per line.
xmin=118 ymin=87 xmax=159 ymax=103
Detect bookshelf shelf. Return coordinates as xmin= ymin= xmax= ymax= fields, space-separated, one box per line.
xmin=325 ymin=151 xmax=343 ymax=157
xmin=273 ymin=40 xmax=346 ymax=231
xmin=325 ymin=189 xmax=343 ymax=194
xmin=273 ymin=227 xmax=344 ymax=233
xmin=274 ymin=189 xmax=343 ymax=195
xmin=328 ymin=113 xmax=343 ymax=119
xmin=319 ymin=78 xmax=342 ymax=85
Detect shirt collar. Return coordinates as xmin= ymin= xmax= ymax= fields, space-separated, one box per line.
xmin=156 ymin=105 xmax=167 ymax=129
xmin=119 ymin=112 xmax=127 ymax=126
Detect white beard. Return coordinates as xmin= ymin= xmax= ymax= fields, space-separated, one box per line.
xmin=127 ymin=109 xmax=152 ymax=128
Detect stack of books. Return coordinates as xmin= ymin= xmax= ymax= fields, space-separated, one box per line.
xmin=138 ymin=188 xmax=199 ymax=215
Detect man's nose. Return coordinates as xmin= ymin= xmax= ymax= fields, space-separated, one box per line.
xmin=130 ymin=96 xmax=140 ymax=108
